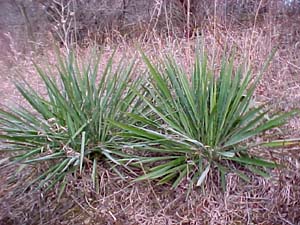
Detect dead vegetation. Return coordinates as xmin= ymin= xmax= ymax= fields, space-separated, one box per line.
xmin=1 ymin=0 xmax=300 ymax=224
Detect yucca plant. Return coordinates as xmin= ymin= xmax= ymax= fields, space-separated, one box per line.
xmin=0 ymin=50 xmax=144 ymax=191
xmin=113 ymin=49 xmax=295 ymax=190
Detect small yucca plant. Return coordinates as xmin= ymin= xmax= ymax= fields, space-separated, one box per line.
xmin=114 ymin=49 xmax=295 ymax=190
xmin=0 ymin=50 xmax=143 ymax=191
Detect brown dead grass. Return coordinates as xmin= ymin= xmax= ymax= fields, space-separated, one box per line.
xmin=1 ymin=5 xmax=300 ymax=225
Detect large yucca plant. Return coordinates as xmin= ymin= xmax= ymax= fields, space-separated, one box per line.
xmin=0 ymin=51 xmax=143 ymax=191
xmin=113 ymin=49 xmax=295 ymax=190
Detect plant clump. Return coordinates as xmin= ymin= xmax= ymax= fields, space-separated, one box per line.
xmin=0 ymin=48 xmax=296 ymax=193
xmin=113 ymin=49 xmax=295 ymax=190
xmin=0 ymin=50 xmax=143 ymax=191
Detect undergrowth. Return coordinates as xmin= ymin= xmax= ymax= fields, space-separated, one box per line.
xmin=0 ymin=47 xmax=297 ymax=193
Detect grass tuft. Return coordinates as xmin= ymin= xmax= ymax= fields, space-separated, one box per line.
xmin=114 ymin=48 xmax=296 ymax=191
xmin=0 ymin=49 xmax=143 ymax=190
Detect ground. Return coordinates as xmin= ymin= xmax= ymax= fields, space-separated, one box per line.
xmin=1 ymin=2 xmax=300 ymax=225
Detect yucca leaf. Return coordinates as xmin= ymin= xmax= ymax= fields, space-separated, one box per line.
xmin=24 ymin=152 xmax=65 ymax=163
xmin=196 ymin=164 xmax=210 ymax=187
xmin=247 ymin=165 xmax=270 ymax=178
xmin=234 ymin=169 xmax=250 ymax=182
xmin=92 ymin=158 xmax=97 ymax=189
xmin=171 ymin=166 xmax=189 ymax=189
xmin=79 ymin=131 xmax=86 ymax=174
xmin=260 ymin=138 xmax=300 ymax=147
xmin=229 ymin=155 xmax=277 ymax=168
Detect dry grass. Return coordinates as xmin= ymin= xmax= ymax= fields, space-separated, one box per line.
xmin=1 ymin=3 xmax=300 ymax=224
xmin=1 ymin=162 xmax=299 ymax=224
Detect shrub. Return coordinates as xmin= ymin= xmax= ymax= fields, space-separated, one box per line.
xmin=113 ymin=49 xmax=295 ymax=190
xmin=0 ymin=48 xmax=296 ymax=193
xmin=0 ymin=51 xmax=143 ymax=191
